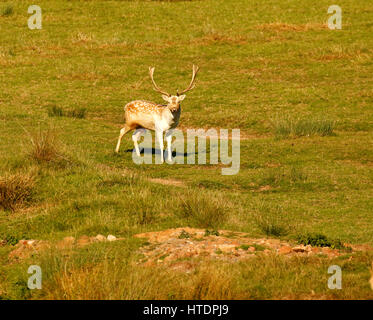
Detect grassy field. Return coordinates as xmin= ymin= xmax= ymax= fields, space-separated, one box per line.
xmin=0 ymin=0 xmax=372 ymax=299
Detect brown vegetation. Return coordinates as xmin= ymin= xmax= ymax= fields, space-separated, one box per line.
xmin=0 ymin=171 xmax=35 ymax=211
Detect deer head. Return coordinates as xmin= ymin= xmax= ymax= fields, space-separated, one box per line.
xmin=149 ymin=65 xmax=199 ymax=112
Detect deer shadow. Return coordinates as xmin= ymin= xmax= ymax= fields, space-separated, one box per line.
xmin=124 ymin=147 xmax=205 ymax=157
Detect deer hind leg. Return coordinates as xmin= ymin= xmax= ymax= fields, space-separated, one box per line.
xmin=132 ymin=128 xmax=146 ymax=156
xmin=115 ymin=124 xmax=131 ymax=153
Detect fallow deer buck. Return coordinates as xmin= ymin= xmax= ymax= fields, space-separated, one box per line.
xmin=115 ymin=65 xmax=199 ymax=162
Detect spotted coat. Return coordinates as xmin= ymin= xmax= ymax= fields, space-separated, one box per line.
xmin=124 ymin=99 xmax=182 ymax=132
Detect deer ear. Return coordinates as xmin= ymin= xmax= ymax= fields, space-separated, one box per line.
xmin=162 ymin=95 xmax=170 ymax=102
xmin=178 ymin=95 xmax=186 ymax=101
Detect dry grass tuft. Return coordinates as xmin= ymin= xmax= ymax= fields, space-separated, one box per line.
xmin=42 ymin=256 xmax=235 ymax=300
xmin=251 ymin=201 xmax=294 ymax=237
xmin=187 ymin=264 xmax=234 ymax=299
xmin=27 ymin=128 xmax=61 ymax=163
xmin=48 ymin=105 xmax=87 ymax=119
xmin=42 ymin=257 xmax=185 ymax=300
xmin=253 ymin=211 xmax=292 ymax=237
xmin=272 ymin=116 xmax=335 ymax=138
xmin=19 ymin=242 xmax=373 ymax=300
xmin=0 ymin=171 xmax=35 ymax=211
xmin=177 ymin=190 xmax=229 ymax=229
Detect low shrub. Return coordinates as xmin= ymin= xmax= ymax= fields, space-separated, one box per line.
xmin=296 ymin=233 xmax=344 ymax=249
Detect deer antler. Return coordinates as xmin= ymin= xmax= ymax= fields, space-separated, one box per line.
xmin=149 ymin=67 xmax=170 ymax=97
xmin=177 ymin=64 xmax=200 ymax=96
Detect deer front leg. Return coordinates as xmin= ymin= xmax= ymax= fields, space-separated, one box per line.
xmin=132 ymin=129 xmax=146 ymax=156
xmin=165 ymin=130 xmax=173 ymax=162
xmin=155 ymin=130 xmax=164 ymax=163
xmin=115 ymin=125 xmax=130 ymax=153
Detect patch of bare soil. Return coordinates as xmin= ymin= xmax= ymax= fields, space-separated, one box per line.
xmin=148 ymin=178 xmax=185 ymax=187
xmin=95 ymin=164 xmax=185 ymax=187
xmin=256 ymin=22 xmax=328 ymax=32
xmin=192 ymin=33 xmax=248 ymax=45
xmin=134 ymin=228 xmax=361 ymax=271
xmin=337 ymin=160 xmax=373 ymax=168
xmin=257 ymin=185 xmax=273 ymax=192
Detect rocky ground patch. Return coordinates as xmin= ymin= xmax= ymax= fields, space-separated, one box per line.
xmin=133 ymin=228 xmax=361 ymax=272
xmin=4 ymin=228 xmax=371 ymax=269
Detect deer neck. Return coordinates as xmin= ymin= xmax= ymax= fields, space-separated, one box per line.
xmin=166 ymin=102 xmax=181 ymax=113
xmin=158 ymin=103 xmax=181 ymax=130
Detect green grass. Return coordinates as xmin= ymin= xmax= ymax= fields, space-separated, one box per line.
xmin=0 ymin=0 xmax=372 ymax=300
xmin=1 ymin=4 xmax=13 ymax=17
xmin=48 ymin=106 xmax=87 ymax=119
xmin=273 ymin=116 xmax=336 ymax=138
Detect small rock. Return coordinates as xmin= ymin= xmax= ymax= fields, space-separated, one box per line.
xmin=56 ymin=237 xmax=75 ymax=249
xmin=311 ymin=247 xmax=321 ymax=254
xmin=107 ymin=235 xmax=117 ymax=242
xmin=258 ymin=185 xmax=272 ymax=192
xmin=164 ymin=254 xmax=174 ymax=262
xmin=248 ymin=246 xmax=256 ymax=252
xmin=95 ymin=234 xmax=106 ymax=242
xmin=27 ymin=240 xmax=36 ymax=246
xmin=292 ymin=245 xmax=307 ymax=253
xmin=64 ymin=236 xmax=75 ymax=243
xmin=278 ymin=246 xmax=292 ymax=255
xmin=321 ymin=247 xmax=333 ymax=254
xmin=77 ymin=235 xmax=90 ymax=247
xmin=218 ymin=244 xmax=236 ymax=252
